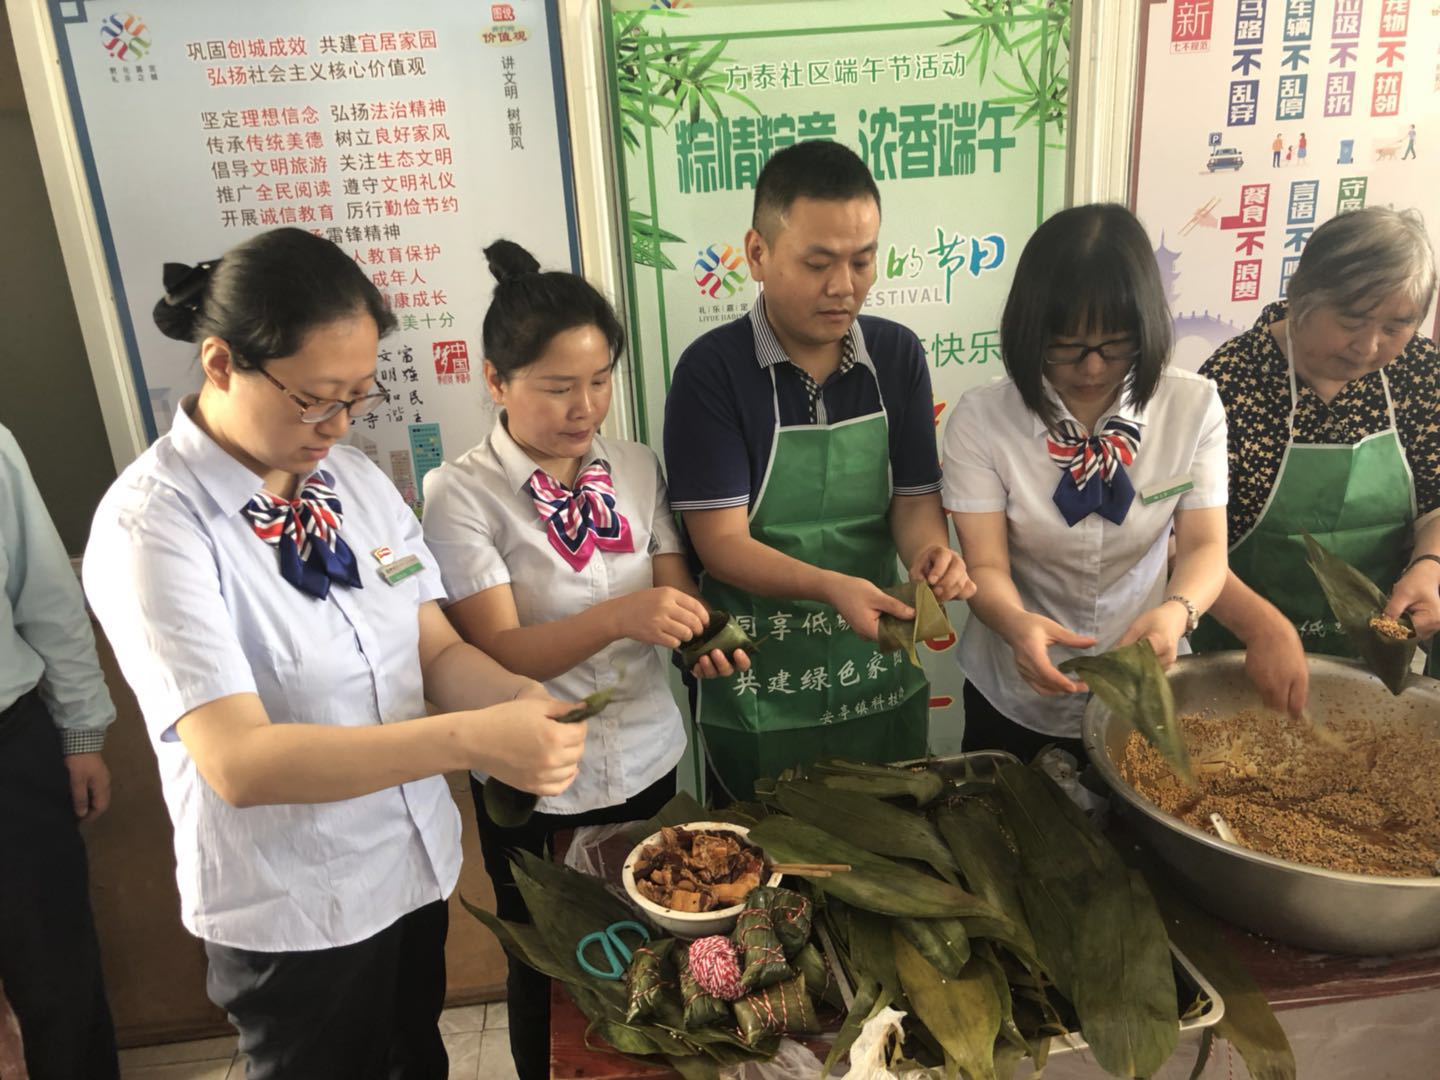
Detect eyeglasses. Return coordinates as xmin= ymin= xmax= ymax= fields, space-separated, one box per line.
xmin=256 ymin=367 xmax=390 ymax=423
xmin=1043 ymin=339 xmax=1142 ymax=367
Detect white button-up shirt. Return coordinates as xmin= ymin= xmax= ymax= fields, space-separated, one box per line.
xmin=84 ymin=401 xmax=460 ymax=952
xmin=422 ymin=421 xmax=687 ymax=815
xmin=942 ymin=369 xmax=1228 ymax=737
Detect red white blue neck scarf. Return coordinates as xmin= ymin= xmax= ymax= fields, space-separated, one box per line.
xmin=242 ymin=472 xmax=363 ymax=599
xmin=527 ymin=462 xmax=634 ymax=572
xmin=1045 ymin=417 xmax=1141 ymax=526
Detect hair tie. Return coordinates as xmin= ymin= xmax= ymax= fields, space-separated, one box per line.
xmin=161 ymin=259 xmax=219 ymax=309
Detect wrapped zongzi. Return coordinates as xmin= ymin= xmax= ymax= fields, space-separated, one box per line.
xmin=733 ymin=886 xmax=793 ymax=991
xmin=677 ymin=949 xmax=733 ymax=1029
xmin=770 ymin=888 xmax=813 ymax=958
xmin=624 ymin=938 xmax=676 ymax=1023
xmin=732 ymin=974 xmax=820 ymax=1045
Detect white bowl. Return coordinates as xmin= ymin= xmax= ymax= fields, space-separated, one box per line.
xmin=621 ymin=821 xmax=783 ymax=939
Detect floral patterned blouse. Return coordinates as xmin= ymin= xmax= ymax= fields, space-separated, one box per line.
xmin=1199 ymin=300 xmax=1440 ymax=547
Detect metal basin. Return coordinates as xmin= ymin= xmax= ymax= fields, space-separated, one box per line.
xmin=1083 ymin=651 xmax=1440 ymax=955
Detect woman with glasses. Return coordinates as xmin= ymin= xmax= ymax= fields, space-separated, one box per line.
xmin=83 ymin=227 xmax=587 ymax=1080
xmin=1193 ymin=207 xmax=1440 ymax=709
xmin=941 ymin=204 xmax=1229 ymax=759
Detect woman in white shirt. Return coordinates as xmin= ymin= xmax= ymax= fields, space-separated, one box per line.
xmin=84 ymin=228 xmax=585 ymax=1080
xmin=942 ymin=204 xmax=1229 ymax=760
xmin=421 ymin=240 xmax=748 ymax=1080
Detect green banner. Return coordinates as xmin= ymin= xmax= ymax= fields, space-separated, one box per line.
xmin=606 ymin=0 xmax=1071 ymax=749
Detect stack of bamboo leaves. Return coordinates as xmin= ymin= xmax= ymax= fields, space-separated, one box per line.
xmin=468 ymin=757 xmax=1294 ymax=1080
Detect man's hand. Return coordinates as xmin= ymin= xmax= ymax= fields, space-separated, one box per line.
xmin=826 ymin=575 xmax=914 ymax=642
xmin=64 ymin=752 xmax=111 ymax=823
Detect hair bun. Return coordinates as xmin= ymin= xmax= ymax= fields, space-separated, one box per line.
xmin=153 ymin=259 xmax=218 ymax=342
xmin=484 ymin=239 xmax=541 ymax=284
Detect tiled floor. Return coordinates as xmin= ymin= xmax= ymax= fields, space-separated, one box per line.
xmin=117 ymin=1002 xmax=514 ymax=1080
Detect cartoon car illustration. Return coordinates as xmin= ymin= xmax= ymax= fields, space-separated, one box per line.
xmin=1206 ymin=146 xmax=1245 ymax=171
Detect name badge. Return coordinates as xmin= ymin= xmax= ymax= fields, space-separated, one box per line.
xmin=1141 ymin=475 xmax=1195 ymax=505
xmin=372 ymin=546 xmax=425 ymax=586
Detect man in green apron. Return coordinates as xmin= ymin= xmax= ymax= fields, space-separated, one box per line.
xmin=663 ymin=141 xmax=974 ymax=802
xmin=1193 ymin=208 xmax=1440 ymax=708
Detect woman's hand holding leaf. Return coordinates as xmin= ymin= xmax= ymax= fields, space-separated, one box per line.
xmin=471 ymin=697 xmax=586 ymax=796
xmin=610 ymin=586 xmax=709 ymax=649
xmin=1116 ymin=601 xmax=1191 ymax=668
xmin=1386 ymin=558 xmax=1440 ymax=639
xmin=689 ymin=646 xmax=753 ymax=681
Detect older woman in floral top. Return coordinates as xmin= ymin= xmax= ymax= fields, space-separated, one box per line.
xmin=1194 ymin=207 xmax=1440 ymax=713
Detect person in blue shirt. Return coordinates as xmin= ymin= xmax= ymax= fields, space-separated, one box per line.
xmin=0 ymin=422 xmax=119 ymax=1080
xmin=663 ymin=140 xmax=974 ymax=801
xmin=85 ymin=228 xmax=586 ymax=1080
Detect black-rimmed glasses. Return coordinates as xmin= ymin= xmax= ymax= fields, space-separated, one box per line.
xmin=1043 ymin=339 xmax=1141 ymax=367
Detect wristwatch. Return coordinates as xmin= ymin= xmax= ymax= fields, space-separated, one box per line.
xmin=1164 ymin=593 xmax=1200 ymax=636
xmin=1405 ymin=553 xmax=1440 ymax=575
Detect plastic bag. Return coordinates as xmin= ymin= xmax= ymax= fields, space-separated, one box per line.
xmin=719 ymin=1036 xmax=831 ymax=1079
xmin=837 ymin=1007 xmax=945 ymax=1079
xmin=1035 ymin=747 xmax=1110 ymax=829
xmin=562 ymin=822 xmax=636 ymax=880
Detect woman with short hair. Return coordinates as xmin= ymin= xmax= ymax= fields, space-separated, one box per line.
xmin=1195 ymin=207 xmax=1440 ymax=711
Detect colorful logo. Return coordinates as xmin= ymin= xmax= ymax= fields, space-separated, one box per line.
xmin=490 ymin=3 xmax=516 ymax=20
xmin=433 ymin=340 xmax=471 ymax=384
xmin=100 ymin=13 xmax=150 ymax=60
xmin=694 ymin=243 xmax=747 ymax=298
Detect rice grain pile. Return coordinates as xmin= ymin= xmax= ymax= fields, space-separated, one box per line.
xmin=1121 ymin=709 xmax=1440 ymax=877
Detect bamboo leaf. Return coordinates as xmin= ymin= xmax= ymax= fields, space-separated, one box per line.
xmin=936 ymin=800 xmax=1042 ymax=968
xmin=1127 ymin=848 xmax=1297 ymax=1080
xmin=482 ymin=687 xmax=616 ymax=826
xmin=749 ymin=815 xmax=1004 ymax=919
xmin=808 ymin=758 xmax=945 ymax=805
xmin=459 ymin=895 xmax=572 ymax=984
xmin=1060 ymin=640 xmax=1195 ymax=786
xmin=845 ymin=904 xmax=906 ymax=1009
xmin=895 ymin=932 xmax=1003 ymax=1080
xmin=897 ymin=916 xmax=972 ymax=979
xmin=774 ymin=778 xmax=960 ymax=884
xmin=509 ymin=851 xmax=644 ymax=989
xmin=1069 ymin=870 xmax=1178 ymax=1077
xmin=626 ymin=791 xmax=758 ymax=845
xmin=1303 ymin=531 xmax=1416 ymax=694
xmin=687 ymin=38 xmax=727 ymax=82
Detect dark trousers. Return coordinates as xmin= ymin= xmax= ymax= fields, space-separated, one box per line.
xmin=960 ymin=681 xmax=1087 ymax=765
xmin=472 ymin=771 xmax=677 ymax=1080
xmin=0 ymin=689 xmax=119 ymax=1080
xmin=204 ymin=899 xmax=449 ymax=1080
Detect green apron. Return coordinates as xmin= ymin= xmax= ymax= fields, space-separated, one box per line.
xmin=1192 ymin=338 xmax=1426 ymax=670
xmin=696 ymin=353 xmax=930 ymax=801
